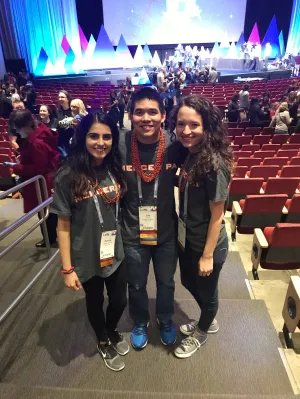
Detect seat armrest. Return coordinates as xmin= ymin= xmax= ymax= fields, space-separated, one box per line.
xmin=253 ymin=228 xmax=269 ymax=248
xmin=232 ymin=201 xmax=243 ymax=215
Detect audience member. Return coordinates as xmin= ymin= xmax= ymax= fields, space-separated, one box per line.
xmin=7 ymin=100 xmax=26 ymax=149
xmin=39 ymin=105 xmax=58 ymax=129
xmin=208 ymin=67 xmax=218 ymax=84
xmin=248 ymin=98 xmax=266 ymax=127
xmin=227 ymin=93 xmax=240 ymax=122
xmin=269 ymin=102 xmax=291 ymax=134
xmin=57 ymin=90 xmax=74 ymax=153
xmin=239 ymin=85 xmax=250 ymax=110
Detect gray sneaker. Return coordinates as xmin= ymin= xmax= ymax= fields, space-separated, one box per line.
xmin=174 ymin=327 xmax=207 ymax=359
xmin=97 ymin=341 xmax=125 ymax=371
xmin=109 ymin=330 xmax=130 ymax=356
xmin=180 ymin=319 xmax=219 ymax=336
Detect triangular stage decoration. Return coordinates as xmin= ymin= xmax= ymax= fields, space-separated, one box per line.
xmin=78 ymin=24 xmax=89 ymax=53
xmin=132 ymin=67 xmax=151 ymax=85
xmin=143 ymin=44 xmax=152 ymax=65
xmin=92 ymin=24 xmax=117 ymax=69
xmin=43 ymin=47 xmax=67 ymax=76
xmin=236 ymin=32 xmax=245 ymax=58
xmin=225 ymin=42 xmax=239 ymax=59
xmin=262 ymin=15 xmax=280 ymax=58
xmin=211 ymin=41 xmax=220 ymax=58
xmin=115 ymin=34 xmax=134 ymax=68
xmin=279 ymin=31 xmax=285 ymax=57
xmin=219 ymin=34 xmax=230 ymax=57
xmin=61 ymin=35 xmax=71 ymax=55
xmin=134 ymin=44 xmax=145 ymax=67
xmin=248 ymin=23 xmax=261 ymax=44
xmin=152 ymin=51 xmax=162 ymax=67
xmin=64 ymin=46 xmax=76 ymax=75
xmin=83 ymin=34 xmax=97 ymax=69
xmin=35 ymin=48 xmax=48 ymax=76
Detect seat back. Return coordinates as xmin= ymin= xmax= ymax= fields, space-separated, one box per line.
xmin=233 ymin=151 xmax=252 ymax=161
xmin=228 ymin=178 xmax=263 ymax=210
xmin=228 ymin=128 xmax=244 ymax=137
xmin=277 ymin=149 xmax=299 ymax=159
xmin=253 ymin=150 xmax=276 ymax=160
xmin=234 ymin=135 xmax=252 ymax=146
xmin=249 ymin=165 xmax=278 ymax=180
xmin=262 ymin=127 xmax=275 ymax=136
xmin=286 ymin=194 xmax=300 ymax=223
xmin=271 ymin=134 xmax=289 ymax=145
xmin=280 ymin=165 xmax=300 ymax=177
xmin=264 ymin=177 xmax=300 ymax=196
xmin=261 ymin=224 xmax=300 ymax=269
xmin=261 ymin=144 xmax=280 ymax=152
xmin=245 ymin=127 xmax=261 ymax=136
xmin=233 ymin=166 xmax=248 ymax=178
xmin=281 ymin=143 xmax=300 ymax=150
xmin=289 ymin=134 xmax=300 ymax=144
xmin=241 ymin=144 xmax=260 ymax=153
xmin=289 ymin=157 xmax=300 ymax=165
xmin=238 ymin=194 xmax=288 ymax=233
xmin=262 ymin=157 xmax=289 ymax=167
xmin=236 ymin=157 xmax=261 ymax=168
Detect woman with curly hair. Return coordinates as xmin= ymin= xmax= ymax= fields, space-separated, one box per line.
xmin=51 ymin=112 xmax=129 ymax=372
xmin=170 ymin=95 xmax=233 ymax=359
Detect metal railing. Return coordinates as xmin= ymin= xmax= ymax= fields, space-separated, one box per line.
xmin=0 ymin=175 xmax=59 ymax=323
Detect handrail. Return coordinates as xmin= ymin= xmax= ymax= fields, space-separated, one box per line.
xmin=0 ymin=175 xmax=60 ymax=324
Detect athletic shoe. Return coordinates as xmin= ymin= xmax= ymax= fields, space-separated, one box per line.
xmin=180 ymin=319 xmax=219 ymax=336
xmin=108 ymin=329 xmax=130 ymax=356
xmin=130 ymin=323 xmax=148 ymax=349
xmin=174 ymin=327 xmax=207 ymax=359
xmin=97 ymin=340 xmax=125 ymax=371
xmin=157 ymin=319 xmax=177 ymax=345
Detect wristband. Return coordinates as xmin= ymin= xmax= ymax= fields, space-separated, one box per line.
xmin=60 ymin=266 xmax=74 ymax=275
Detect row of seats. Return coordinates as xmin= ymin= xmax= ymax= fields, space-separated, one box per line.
xmin=233 ymin=149 xmax=300 ymax=161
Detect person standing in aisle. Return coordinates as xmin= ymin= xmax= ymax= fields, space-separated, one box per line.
xmin=170 ymin=95 xmax=232 ymax=359
xmin=52 ymin=112 xmax=129 ymax=372
xmin=119 ymin=87 xmax=187 ymax=349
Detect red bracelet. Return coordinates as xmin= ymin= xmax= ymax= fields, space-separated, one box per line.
xmin=60 ymin=266 xmax=75 ymax=274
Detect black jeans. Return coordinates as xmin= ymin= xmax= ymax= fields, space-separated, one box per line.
xmin=124 ymin=239 xmax=177 ymax=324
xmin=178 ymin=236 xmax=229 ymax=332
xmin=82 ymin=261 xmax=127 ymax=342
xmin=38 ymin=212 xmax=57 ymax=243
xmin=118 ymin=103 xmax=125 ymax=128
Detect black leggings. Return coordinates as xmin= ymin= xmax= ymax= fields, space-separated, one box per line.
xmin=38 ymin=212 xmax=57 ymax=243
xmin=178 ymin=237 xmax=229 ymax=332
xmin=82 ymin=262 xmax=127 ymax=342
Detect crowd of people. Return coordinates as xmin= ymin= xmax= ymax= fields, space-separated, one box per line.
xmin=226 ymin=80 xmax=300 ymax=133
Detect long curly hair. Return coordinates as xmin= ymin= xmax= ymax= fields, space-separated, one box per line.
xmin=57 ymin=112 xmax=126 ymax=198
xmin=169 ymin=94 xmax=233 ymax=184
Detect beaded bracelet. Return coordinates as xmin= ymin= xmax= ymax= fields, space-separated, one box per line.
xmin=60 ymin=266 xmax=75 ymax=275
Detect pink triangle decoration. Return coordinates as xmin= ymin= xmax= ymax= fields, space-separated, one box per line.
xmin=61 ymin=35 xmax=70 ymax=55
xmin=78 ymin=25 xmax=89 ymax=52
xmin=248 ymin=23 xmax=261 ymax=44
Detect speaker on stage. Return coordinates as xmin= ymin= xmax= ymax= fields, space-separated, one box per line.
xmin=282 ymin=276 xmax=300 ymax=348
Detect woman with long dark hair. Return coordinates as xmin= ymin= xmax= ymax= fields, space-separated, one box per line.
xmin=169 ymin=95 xmax=233 ymax=358
xmin=51 ymin=112 xmax=129 ymax=372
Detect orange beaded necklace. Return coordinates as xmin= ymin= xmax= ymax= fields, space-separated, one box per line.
xmin=131 ymin=128 xmax=166 ymax=182
xmin=97 ymin=183 xmax=121 ymax=204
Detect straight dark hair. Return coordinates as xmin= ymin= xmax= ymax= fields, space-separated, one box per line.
xmin=57 ymin=112 xmax=126 ymax=198
xmin=129 ymin=87 xmax=165 ymax=115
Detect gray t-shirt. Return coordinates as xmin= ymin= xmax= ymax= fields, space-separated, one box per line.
xmin=179 ymin=156 xmax=230 ymax=252
xmin=119 ymin=131 xmax=187 ymax=246
xmin=51 ymin=167 xmax=124 ymax=283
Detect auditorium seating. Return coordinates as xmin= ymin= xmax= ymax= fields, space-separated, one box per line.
xmin=253 ymin=150 xmax=277 ymax=160
xmin=232 ymin=166 xmax=248 ymax=178
xmin=271 ymin=134 xmax=289 ymax=145
xmin=247 ymin=165 xmax=279 ymax=180
xmin=284 ymin=194 xmax=300 ymax=222
xmin=279 ymin=165 xmax=300 ymax=177
xmin=236 ymin=157 xmax=261 ymax=168
xmin=261 ymin=144 xmax=281 ymax=152
xmin=262 ymin=157 xmax=289 ymax=167
xmin=290 ymin=157 xmax=300 ymax=165
xmin=251 ymin=223 xmax=300 ymax=279
xmin=277 ymin=149 xmax=299 ymax=159
xmin=230 ymin=194 xmax=288 ymax=241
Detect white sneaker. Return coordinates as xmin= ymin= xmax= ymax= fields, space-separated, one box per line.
xmin=180 ymin=319 xmax=219 ymax=336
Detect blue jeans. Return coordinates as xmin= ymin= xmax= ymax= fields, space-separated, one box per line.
xmin=178 ymin=236 xmax=229 ymax=332
xmin=124 ymin=240 xmax=177 ymax=325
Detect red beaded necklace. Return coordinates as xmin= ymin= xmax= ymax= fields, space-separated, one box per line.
xmin=131 ymin=128 xmax=166 ymax=182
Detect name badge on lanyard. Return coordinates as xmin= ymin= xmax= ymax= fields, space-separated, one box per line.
xmin=92 ymin=171 xmax=119 ymax=267
xmin=137 ymin=174 xmax=158 ymax=245
xmin=178 ymin=181 xmax=189 ymax=251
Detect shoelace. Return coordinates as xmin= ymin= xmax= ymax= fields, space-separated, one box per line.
xmin=180 ymin=337 xmax=201 ymax=351
xmin=161 ymin=321 xmax=174 ymax=332
xmin=133 ymin=325 xmax=147 ymax=336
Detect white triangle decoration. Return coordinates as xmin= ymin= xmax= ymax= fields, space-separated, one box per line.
xmin=83 ymin=35 xmax=97 ymax=70
xmin=225 ymin=42 xmax=239 ymax=59
xmin=152 ymin=51 xmax=162 ymax=67
xmin=133 ymin=45 xmax=145 ymax=67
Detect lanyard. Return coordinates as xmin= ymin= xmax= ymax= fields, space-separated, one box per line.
xmin=179 ymin=181 xmax=189 ymax=222
xmin=92 ymin=171 xmax=119 ymax=228
xmin=137 ymin=174 xmax=159 ymax=206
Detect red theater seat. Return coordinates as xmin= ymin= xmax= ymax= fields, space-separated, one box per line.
xmin=228 ymin=128 xmax=243 ymax=137
xmin=261 ymin=177 xmax=300 ymax=197
xmin=232 ymin=166 xmax=248 ymax=178
xmin=228 ymin=178 xmax=263 ymax=211
xmin=247 ymin=165 xmax=279 ymax=180
xmin=279 ymin=165 xmax=300 ymax=177
xmin=245 ymin=127 xmax=261 ymax=137
xmin=233 ymin=151 xmax=252 ymax=161
xmin=234 ymin=135 xmax=252 ymax=146
xmin=231 ymin=194 xmax=288 ymax=241
xmin=289 ymin=134 xmax=300 ymax=144
xmin=252 ymin=135 xmax=271 ymax=146
xmin=236 ymin=157 xmax=261 ymax=168
xmin=271 ymin=134 xmax=289 ymax=145
xmin=261 ymin=144 xmax=280 ymax=152
xmin=281 ymin=143 xmax=300 ymax=150
xmin=262 ymin=127 xmax=275 ymax=136
xmin=241 ymin=144 xmax=260 ymax=153
xmin=253 ymin=150 xmax=276 ymax=160
xmin=277 ymin=149 xmax=300 ymax=159
xmin=289 ymin=157 xmax=300 ymax=165
xmin=251 ymin=223 xmax=300 ymax=279
xmin=262 ymin=157 xmax=289 ymax=167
